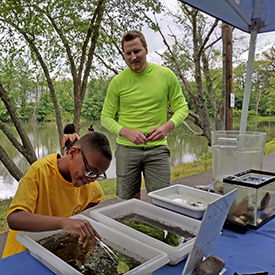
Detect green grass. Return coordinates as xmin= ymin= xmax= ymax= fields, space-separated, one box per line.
xmin=1 ymin=137 xmax=275 ymax=234
xmin=0 ymin=198 xmax=12 ymax=233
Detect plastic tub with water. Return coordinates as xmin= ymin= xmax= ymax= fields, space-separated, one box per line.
xmin=211 ymin=130 xmax=266 ymax=193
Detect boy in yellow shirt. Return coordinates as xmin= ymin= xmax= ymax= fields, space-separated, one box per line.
xmin=3 ymin=131 xmax=112 ymax=258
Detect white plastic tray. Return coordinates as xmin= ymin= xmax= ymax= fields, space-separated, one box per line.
xmin=89 ymin=199 xmax=201 ymax=265
xmin=16 ymin=214 xmax=169 ymax=275
xmin=148 ymin=184 xmax=222 ymax=219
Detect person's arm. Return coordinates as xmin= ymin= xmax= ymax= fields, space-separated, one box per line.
xmin=100 ymin=79 xmax=124 ymax=136
xmin=168 ymin=71 xmax=189 ymax=128
xmin=61 ymin=134 xmax=67 ymax=149
xmin=83 ymin=202 xmax=99 ymax=210
xmin=8 ymin=210 xmax=100 ymax=248
xmin=147 ymin=70 xmax=188 ymax=142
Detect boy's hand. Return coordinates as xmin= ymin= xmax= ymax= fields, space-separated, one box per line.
xmin=60 ymin=218 xmax=100 ymax=249
xmin=8 ymin=211 xmax=101 ymax=249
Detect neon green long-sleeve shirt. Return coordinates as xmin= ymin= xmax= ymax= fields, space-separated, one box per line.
xmin=101 ymin=63 xmax=189 ymax=146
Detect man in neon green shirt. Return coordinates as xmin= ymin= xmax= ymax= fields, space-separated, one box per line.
xmin=101 ymin=30 xmax=188 ymax=200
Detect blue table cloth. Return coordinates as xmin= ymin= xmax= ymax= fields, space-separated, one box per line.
xmin=1 ymin=218 xmax=274 ymax=275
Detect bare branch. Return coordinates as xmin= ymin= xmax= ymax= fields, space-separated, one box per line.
xmin=0 ymin=83 xmax=37 ymax=164
xmin=95 ymin=54 xmax=120 ymax=75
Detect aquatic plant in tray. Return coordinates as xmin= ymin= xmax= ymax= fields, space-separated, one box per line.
xmin=116 ymin=213 xmax=196 ymax=247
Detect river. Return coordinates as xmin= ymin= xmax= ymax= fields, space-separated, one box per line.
xmin=0 ymin=119 xmax=275 ymax=199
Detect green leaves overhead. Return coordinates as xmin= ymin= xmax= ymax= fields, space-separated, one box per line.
xmin=0 ymin=0 xmax=163 ymax=76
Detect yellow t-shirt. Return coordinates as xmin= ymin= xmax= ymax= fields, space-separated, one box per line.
xmin=3 ymin=153 xmax=103 ymax=258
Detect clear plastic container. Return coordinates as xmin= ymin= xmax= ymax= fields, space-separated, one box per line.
xmin=223 ymin=169 xmax=275 ymax=229
xmin=212 ymin=130 xmax=266 ymax=193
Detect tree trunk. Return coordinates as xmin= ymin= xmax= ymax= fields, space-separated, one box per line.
xmin=201 ymin=48 xmax=218 ymax=128
xmin=0 ymin=82 xmax=37 ymax=181
xmin=224 ymin=24 xmax=233 ymax=130
xmin=0 ymin=145 xmax=23 ymax=181
xmin=220 ymin=23 xmax=226 ymax=131
xmin=0 ymin=83 xmax=37 ymax=164
xmin=12 ymin=26 xmax=64 ymax=149
xmin=192 ymin=10 xmax=212 ymax=145
xmin=31 ymin=85 xmax=40 ymax=124
xmin=73 ymin=0 xmax=106 ymax=131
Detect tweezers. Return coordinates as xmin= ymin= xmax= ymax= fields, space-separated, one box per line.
xmin=95 ymin=236 xmax=118 ymax=262
xmin=220 ymin=231 xmax=238 ymax=239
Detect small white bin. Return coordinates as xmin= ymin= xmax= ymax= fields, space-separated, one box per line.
xmin=89 ymin=199 xmax=201 ymax=265
xmin=16 ymin=214 xmax=169 ymax=275
xmin=148 ymin=184 xmax=222 ymax=219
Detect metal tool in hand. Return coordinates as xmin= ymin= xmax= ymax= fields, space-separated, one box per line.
xmin=95 ymin=236 xmax=118 ymax=262
xmin=220 ymin=230 xmax=238 ymax=239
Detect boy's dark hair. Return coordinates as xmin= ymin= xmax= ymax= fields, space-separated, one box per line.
xmin=121 ymin=30 xmax=147 ymax=51
xmin=75 ymin=132 xmax=112 ymax=161
xmin=64 ymin=124 xmax=76 ymax=134
xmin=87 ymin=125 xmax=94 ymax=132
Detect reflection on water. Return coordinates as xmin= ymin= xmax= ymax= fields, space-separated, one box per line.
xmin=1 ymin=120 xmax=275 ymax=199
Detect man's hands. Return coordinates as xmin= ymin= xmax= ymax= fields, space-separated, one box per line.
xmin=148 ymin=121 xmax=174 ymax=142
xmin=119 ymin=128 xmax=148 ymax=145
xmin=119 ymin=120 xmax=175 ymax=145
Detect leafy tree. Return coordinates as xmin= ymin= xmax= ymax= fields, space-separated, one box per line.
xmin=232 ymin=62 xmax=246 ymax=110
xmin=0 ymin=0 xmax=164 ymax=134
xmin=152 ymin=3 xmax=222 ymax=144
xmin=0 ymin=0 xmax=164 ymax=182
xmin=233 ymin=54 xmax=274 ymax=117
xmin=0 ymin=0 xmax=108 ymax=145
xmin=36 ymin=87 xmax=55 ymax=122
xmin=82 ymin=77 xmax=111 ymax=120
xmin=262 ymin=47 xmax=275 ymax=117
xmin=250 ymin=59 xmax=269 ymax=116
xmin=53 ymin=77 xmax=74 ymax=120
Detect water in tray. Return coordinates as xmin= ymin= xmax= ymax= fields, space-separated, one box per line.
xmin=238 ymin=174 xmax=272 ymax=185
xmin=163 ymin=193 xmax=206 ymax=209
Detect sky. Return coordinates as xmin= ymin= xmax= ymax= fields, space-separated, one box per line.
xmin=144 ymin=24 xmax=275 ymax=65
xmin=142 ymin=0 xmax=275 ymax=65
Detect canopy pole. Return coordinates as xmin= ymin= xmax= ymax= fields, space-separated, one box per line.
xmin=236 ymin=30 xmax=258 ymax=175
xmin=239 ymin=30 xmax=258 ymax=133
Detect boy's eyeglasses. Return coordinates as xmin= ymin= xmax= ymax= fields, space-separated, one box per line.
xmin=78 ymin=148 xmax=107 ymax=181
